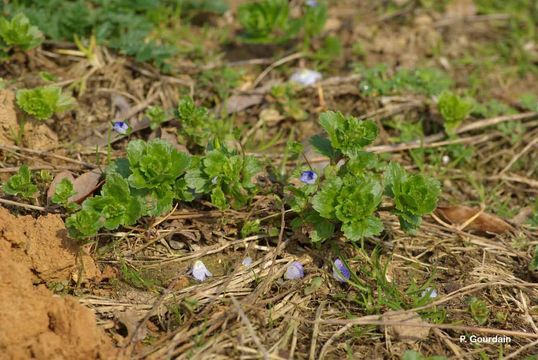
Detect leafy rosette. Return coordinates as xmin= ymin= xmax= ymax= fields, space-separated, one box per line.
xmin=66 ymin=173 xmax=142 ymax=238
xmin=384 ymin=163 xmax=441 ymax=232
xmin=312 ymin=174 xmax=383 ymax=241
xmin=126 ymin=139 xmax=191 ymax=216
xmin=313 ymin=111 xmax=378 ymax=159
xmin=185 ymin=147 xmax=261 ymax=209
xmin=16 ymin=86 xmax=75 ymax=120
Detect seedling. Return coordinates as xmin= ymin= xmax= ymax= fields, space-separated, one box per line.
xmin=51 ymin=178 xmax=78 ymax=211
xmin=185 ymin=145 xmax=261 ymax=209
xmin=289 ymin=111 xmax=440 ymax=244
xmin=469 ymin=297 xmax=490 ymax=325
xmin=0 ymin=13 xmax=43 ymax=59
xmin=2 ymin=165 xmax=38 ymax=199
xmin=16 ymin=86 xmax=75 ymax=121
xmin=438 ymin=91 xmax=473 ymax=135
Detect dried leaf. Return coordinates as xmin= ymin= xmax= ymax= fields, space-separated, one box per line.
xmin=46 ymin=171 xmax=75 ymax=204
xmin=69 ymin=169 xmax=103 ymax=203
xmin=225 ymin=94 xmax=264 ymax=114
xmin=381 ymin=311 xmax=430 ymax=343
xmin=115 ymin=309 xmax=147 ymax=344
xmin=435 ymin=205 xmax=514 ymax=234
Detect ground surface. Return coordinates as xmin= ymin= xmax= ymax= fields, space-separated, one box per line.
xmin=0 ymin=0 xmax=537 ymax=359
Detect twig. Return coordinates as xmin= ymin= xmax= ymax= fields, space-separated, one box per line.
xmin=498 ymin=137 xmax=538 ymax=175
xmin=0 ymin=198 xmax=47 ymax=212
xmin=230 ymin=295 xmax=269 ymax=360
xmin=318 ymin=324 xmax=353 ymax=360
xmin=309 ymin=301 xmax=325 ymax=360
xmin=251 ymin=52 xmax=304 ymax=89
xmin=0 ymin=144 xmax=97 ymax=168
xmin=504 ymin=339 xmax=538 ymax=360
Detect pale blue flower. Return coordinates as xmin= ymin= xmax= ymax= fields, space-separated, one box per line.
xmin=242 ymin=256 xmax=253 ymax=267
xmin=112 ymin=121 xmax=129 ymax=134
xmin=421 ymin=287 xmax=438 ymax=299
xmin=300 ymin=170 xmax=317 ymax=184
xmin=290 ymin=69 xmax=322 ymax=86
xmin=333 ymin=258 xmax=350 ymax=282
xmin=191 ymin=260 xmax=212 ymax=282
xmin=306 ymin=0 xmax=318 ymax=6
xmin=284 ymin=261 xmax=304 ymax=280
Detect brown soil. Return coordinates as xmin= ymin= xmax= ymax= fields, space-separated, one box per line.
xmin=0 ymin=207 xmax=121 ymax=359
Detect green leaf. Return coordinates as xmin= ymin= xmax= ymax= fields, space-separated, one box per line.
xmin=0 ymin=13 xmax=43 ymax=51
xmin=127 ymin=139 xmax=190 ymax=191
xmin=309 ymin=134 xmax=338 ymax=160
xmin=2 ymin=165 xmax=37 ymax=199
xmin=312 ymin=176 xmax=342 ymax=219
xmin=51 ymin=178 xmax=77 ymax=208
xmin=319 ymin=111 xmax=378 ymax=157
xmin=237 ymin=0 xmax=292 ymax=44
xmin=305 ymin=212 xmax=335 ymax=243
xmin=438 ymin=91 xmax=473 ymax=134
xmin=65 ymin=208 xmax=102 ymax=239
xmin=211 ymin=186 xmax=227 ymax=210
xmin=16 ymin=86 xmax=75 ymax=120
xmin=341 ymin=216 xmax=383 ymax=240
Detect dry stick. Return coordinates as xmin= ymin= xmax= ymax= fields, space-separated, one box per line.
xmin=0 ymin=144 xmax=97 ymax=168
xmin=251 ymin=52 xmax=304 ymax=89
xmin=0 ymin=198 xmax=46 ymax=212
xmin=309 ymin=301 xmax=325 ymax=360
xmin=230 ymin=295 xmax=270 ymax=360
xmin=503 ymin=339 xmax=538 ymax=360
xmin=498 ymin=137 xmax=538 ymax=175
xmin=317 ymin=323 xmax=353 ymax=360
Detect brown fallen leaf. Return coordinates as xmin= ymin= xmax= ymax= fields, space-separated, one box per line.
xmin=381 ymin=311 xmax=431 ymax=343
xmin=69 ymin=169 xmax=103 ymax=204
xmin=47 ymin=171 xmax=75 ymax=204
xmin=435 ymin=205 xmax=514 ymax=234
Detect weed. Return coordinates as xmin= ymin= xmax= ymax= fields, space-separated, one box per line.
xmin=2 ymin=165 xmax=38 ymax=199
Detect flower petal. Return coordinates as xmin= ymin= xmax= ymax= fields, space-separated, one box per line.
xmin=192 ymin=260 xmax=212 ymax=282
xmin=284 ymin=261 xmax=304 ymax=280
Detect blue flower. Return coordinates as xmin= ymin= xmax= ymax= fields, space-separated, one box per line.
xmin=300 ymin=170 xmax=317 ymax=184
xmin=332 ymin=258 xmax=350 ymax=282
xmin=421 ymin=287 xmax=438 ymax=299
xmin=191 ymin=260 xmax=212 ymax=282
xmin=290 ymin=69 xmax=322 ymax=86
xmin=242 ymin=256 xmax=253 ymax=267
xmin=306 ymin=0 xmax=318 ymax=6
xmin=112 ymin=121 xmax=129 ymax=134
xmin=284 ymin=261 xmax=304 ymax=280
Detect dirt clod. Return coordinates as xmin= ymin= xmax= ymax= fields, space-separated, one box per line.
xmin=0 ymin=207 xmax=120 ymax=359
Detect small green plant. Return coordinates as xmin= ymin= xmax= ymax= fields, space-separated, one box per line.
xmin=176 ymin=97 xmax=223 ymax=149
xmin=51 ymin=178 xmax=78 ymax=211
xmin=237 ymin=0 xmax=294 ymax=44
xmin=185 ymin=146 xmax=261 ymax=209
xmin=16 ymin=86 xmax=75 ymax=121
xmin=237 ymin=0 xmax=326 ymax=45
xmin=146 ymin=105 xmax=167 ymax=131
xmin=2 ymin=165 xmax=38 ymax=199
xmin=355 ymin=64 xmax=452 ymax=97
xmin=438 ymin=91 xmax=473 ymax=135
xmin=288 ymin=111 xmax=440 ymax=244
xmin=468 ymin=297 xmax=490 ymax=325
xmin=0 ymin=13 xmax=43 ymax=59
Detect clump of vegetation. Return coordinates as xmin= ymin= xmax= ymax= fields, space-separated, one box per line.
xmin=0 ymin=13 xmax=43 ymax=60
xmin=289 ymin=111 xmax=441 ymax=244
xmin=16 ymin=86 xmax=76 ymax=121
xmin=2 ymin=165 xmax=38 ymax=199
xmin=438 ymin=91 xmax=473 ymax=135
xmin=237 ymin=0 xmax=327 ymax=45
